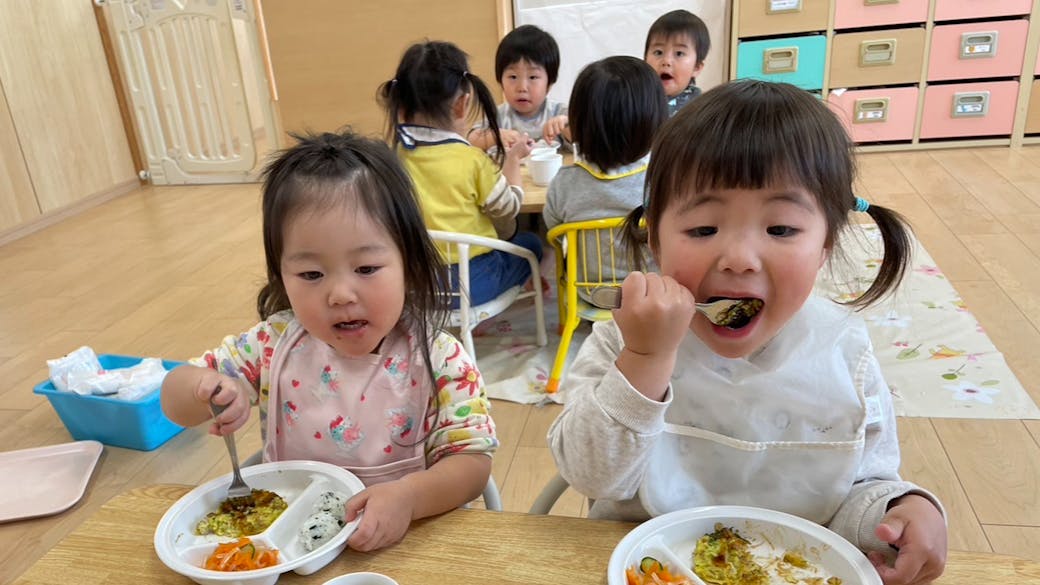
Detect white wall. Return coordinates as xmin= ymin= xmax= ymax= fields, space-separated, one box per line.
xmin=514 ymin=0 xmax=731 ymax=105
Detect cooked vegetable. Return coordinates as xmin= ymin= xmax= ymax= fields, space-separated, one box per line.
xmin=203 ymin=537 xmax=279 ymax=571
xmin=195 ymin=489 xmax=288 ymax=537
xmin=692 ymin=523 xmax=768 ymax=585
xmin=626 ymin=556 xmax=694 ymax=585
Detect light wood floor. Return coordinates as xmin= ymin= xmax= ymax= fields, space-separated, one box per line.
xmin=2 ymin=147 xmax=1040 ymax=583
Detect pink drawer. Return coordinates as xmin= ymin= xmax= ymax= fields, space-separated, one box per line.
xmin=927 ymin=20 xmax=1028 ymax=81
xmin=1036 ymin=39 xmax=1040 ymax=76
xmin=834 ymin=0 xmax=928 ymax=30
xmin=919 ymin=81 xmax=1018 ymax=139
xmin=828 ymin=87 xmax=918 ymax=143
xmin=934 ymin=0 xmax=1032 ymax=21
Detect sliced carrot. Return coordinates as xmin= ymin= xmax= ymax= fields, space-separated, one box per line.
xmin=203 ymin=537 xmax=279 ymax=571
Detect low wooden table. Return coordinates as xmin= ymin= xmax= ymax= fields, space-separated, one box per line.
xmin=14 ymin=484 xmax=1040 ymax=584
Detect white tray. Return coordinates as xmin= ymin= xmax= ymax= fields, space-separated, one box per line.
xmin=0 ymin=440 xmax=103 ymax=523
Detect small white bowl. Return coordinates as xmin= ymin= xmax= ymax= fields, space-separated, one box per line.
xmin=322 ymin=572 xmax=399 ymax=585
xmin=528 ymin=146 xmax=558 ymax=159
xmin=154 ymin=460 xmax=366 ymax=585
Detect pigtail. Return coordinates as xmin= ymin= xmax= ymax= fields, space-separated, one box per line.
xmin=620 ymin=204 xmax=650 ymax=272
xmin=848 ymin=203 xmax=913 ymax=309
xmin=465 ymin=72 xmax=506 ymax=166
xmin=377 ymin=78 xmax=402 ymax=147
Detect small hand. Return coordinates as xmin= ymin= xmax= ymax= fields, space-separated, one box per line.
xmin=614 ymin=271 xmax=696 ymax=358
xmin=343 ymin=480 xmax=417 ymax=552
xmin=543 ymin=115 xmax=568 ymax=144
xmin=196 ymin=376 xmax=250 ymax=436
xmin=868 ymin=494 xmax=947 ymax=585
xmin=499 ymin=129 xmax=524 ymax=148
xmin=506 ymin=136 xmax=532 ymax=161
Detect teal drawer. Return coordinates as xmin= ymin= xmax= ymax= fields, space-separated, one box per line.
xmin=736 ymin=35 xmax=827 ymax=90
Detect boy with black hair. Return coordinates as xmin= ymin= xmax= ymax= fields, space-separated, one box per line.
xmin=470 ymin=25 xmax=570 ymax=150
xmin=644 ymin=9 xmax=711 ymax=117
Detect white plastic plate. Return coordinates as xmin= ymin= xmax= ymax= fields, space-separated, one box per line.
xmin=154 ymin=460 xmax=365 ymax=585
xmin=0 ymin=440 xmax=103 ymax=523
xmin=607 ymin=505 xmax=882 ymax=585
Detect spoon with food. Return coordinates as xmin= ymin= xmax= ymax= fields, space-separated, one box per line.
xmin=589 ymin=287 xmax=763 ymax=329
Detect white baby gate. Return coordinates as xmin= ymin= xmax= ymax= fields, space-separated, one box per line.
xmin=98 ymin=0 xmax=277 ymax=184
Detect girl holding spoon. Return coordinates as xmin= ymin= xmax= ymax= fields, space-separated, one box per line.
xmin=547 ymin=80 xmax=946 ymax=585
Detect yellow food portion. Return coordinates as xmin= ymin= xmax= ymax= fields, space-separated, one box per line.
xmin=692 ymin=524 xmax=843 ymax=585
xmin=693 ymin=524 xmax=769 ymax=585
xmin=195 ymin=489 xmax=288 ymax=537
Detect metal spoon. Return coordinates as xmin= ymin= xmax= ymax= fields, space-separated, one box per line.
xmin=589 ymin=287 xmax=762 ymax=328
xmin=208 ymin=385 xmax=254 ymax=502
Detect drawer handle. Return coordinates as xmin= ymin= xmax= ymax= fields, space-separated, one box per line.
xmin=951 ymin=91 xmax=990 ymax=118
xmin=860 ymin=39 xmax=897 ymax=67
xmin=854 ymin=98 xmax=890 ymax=124
xmin=960 ymin=31 xmax=998 ymax=59
xmin=864 ymin=0 xmax=899 ymax=5
xmin=763 ymin=47 xmax=799 ymax=73
xmin=767 ymin=0 xmax=802 ymax=14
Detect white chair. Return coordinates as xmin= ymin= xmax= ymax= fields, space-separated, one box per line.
xmin=528 ymin=471 xmax=572 ymax=514
xmin=428 ymin=229 xmax=547 ymax=359
xmin=242 ymin=449 xmax=502 ymax=511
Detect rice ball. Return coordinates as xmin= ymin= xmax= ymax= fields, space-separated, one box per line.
xmin=312 ymin=490 xmax=349 ymax=518
xmin=298 ymin=510 xmax=344 ymax=552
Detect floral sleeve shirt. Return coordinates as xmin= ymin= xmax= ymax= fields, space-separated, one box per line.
xmin=190 ymin=310 xmax=497 ymax=466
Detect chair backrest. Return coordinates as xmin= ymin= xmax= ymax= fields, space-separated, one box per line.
xmin=548 ymin=217 xmax=630 ymax=300
xmin=426 ymin=229 xmax=547 ymax=359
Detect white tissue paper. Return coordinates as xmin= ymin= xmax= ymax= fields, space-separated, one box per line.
xmin=47 ymin=347 xmax=168 ymax=400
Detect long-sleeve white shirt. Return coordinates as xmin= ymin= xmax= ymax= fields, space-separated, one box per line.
xmin=548 ymin=295 xmax=943 ymax=556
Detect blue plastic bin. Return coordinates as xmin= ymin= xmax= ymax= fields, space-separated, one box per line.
xmin=33 ymin=354 xmax=186 ymax=451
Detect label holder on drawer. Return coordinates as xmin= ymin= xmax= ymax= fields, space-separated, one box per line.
xmin=860 ymin=39 xmax=897 ymax=67
xmin=864 ymin=0 xmax=899 ymax=5
xmin=854 ymin=97 xmax=890 ymax=123
xmin=767 ymin=0 xmax=802 ymax=14
xmin=960 ymin=31 xmax=998 ymax=59
xmin=951 ymin=91 xmax=990 ymax=118
xmin=763 ymin=47 xmax=799 ymax=74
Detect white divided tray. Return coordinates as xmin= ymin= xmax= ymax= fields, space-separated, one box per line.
xmin=155 ymin=460 xmax=365 ymax=585
xmin=607 ymin=505 xmax=882 ymax=585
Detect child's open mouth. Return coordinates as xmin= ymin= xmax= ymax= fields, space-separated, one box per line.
xmin=334 ymin=320 xmax=367 ymax=331
xmin=706 ymin=297 xmax=764 ymax=329
xmin=660 ymin=73 xmax=674 ymax=81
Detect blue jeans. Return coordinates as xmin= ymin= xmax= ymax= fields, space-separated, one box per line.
xmin=449 ymin=231 xmax=543 ymax=308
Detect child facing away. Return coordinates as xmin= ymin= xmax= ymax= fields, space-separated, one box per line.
xmin=644 ymin=9 xmax=711 ymax=117
xmin=469 ymin=24 xmax=570 ymax=150
xmin=161 ymin=131 xmax=497 ymax=553
xmin=542 ymin=56 xmax=666 ymax=306
xmin=379 ymin=40 xmax=541 ymax=307
xmin=547 ymin=80 xmax=947 ymax=585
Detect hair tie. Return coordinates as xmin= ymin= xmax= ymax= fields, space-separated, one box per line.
xmin=854 ymin=197 xmax=870 ymax=213
xmin=390 ymin=78 xmax=398 ymax=86
xmin=462 ymin=70 xmax=469 ymax=78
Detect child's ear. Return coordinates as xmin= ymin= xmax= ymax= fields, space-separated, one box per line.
xmin=452 ymin=92 xmax=472 ymax=120
xmin=693 ymin=60 xmax=706 ymax=78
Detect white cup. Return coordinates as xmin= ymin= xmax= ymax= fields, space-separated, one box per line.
xmin=321 ymin=572 xmax=399 ymax=585
xmin=528 ymin=146 xmax=558 ymax=159
xmin=528 ymin=153 xmax=563 ymax=186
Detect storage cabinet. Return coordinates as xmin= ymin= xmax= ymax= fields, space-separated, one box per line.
xmin=731 ymin=0 xmax=1040 ymax=150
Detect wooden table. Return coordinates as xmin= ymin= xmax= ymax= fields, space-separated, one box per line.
xmin=14 ymin=484 xmax=1040 ymax=585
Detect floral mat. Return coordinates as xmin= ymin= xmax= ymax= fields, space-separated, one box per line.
xmin=472 ymin=225 xmax=1040 ymax=419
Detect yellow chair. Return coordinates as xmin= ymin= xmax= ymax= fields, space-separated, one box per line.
xmin=545 ymin=217 xmax=633 ymax=393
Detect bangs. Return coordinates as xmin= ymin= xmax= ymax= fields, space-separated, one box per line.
xmin=649 ymin=81 xmax=854 ymax=208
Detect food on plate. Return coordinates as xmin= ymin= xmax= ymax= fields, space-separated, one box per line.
xmin=195 ymin=489 xmax=288 ymax=537
xmin=625 ymin=556 xmax=694 ymax=584
xmin=692 ymin=523 xmax=844 ymax=585
xmin=693 ymin=524 xmax=769 ymax=585
xmin=203 ymin=537 xmax=279 ymax=571
xmin=298 ymin=490 xmax=349 ymax=552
